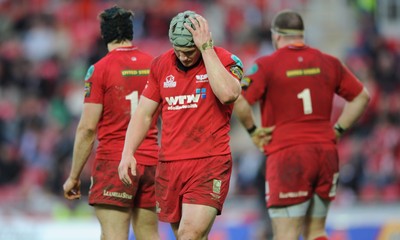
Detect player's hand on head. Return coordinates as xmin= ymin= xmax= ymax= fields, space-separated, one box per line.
xmin=118 ymin=154 xmax=137 ymax=185
xmin=63 ymin=177 xmax=81 ymax=200
xmin=184 ymin=14 xmax=212 ymax=50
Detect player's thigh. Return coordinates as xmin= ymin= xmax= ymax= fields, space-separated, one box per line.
xmin=94 ymin=204 xmax=131 ymax=240
xmin=270 ymin=216 xmax=304 ymax=240
xmin=303 ymin=194 xmax=330 ymax=239
xmin=180 ymin=203 xmax=217 ymax=236
xmin=268 ymin=201 xmax=311 ymax=240
xmin=131 ymin=207 xmax=159 ymax=240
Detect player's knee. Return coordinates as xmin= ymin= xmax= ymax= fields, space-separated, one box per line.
xmin=177 ymin=227 xmax=206 ymax=240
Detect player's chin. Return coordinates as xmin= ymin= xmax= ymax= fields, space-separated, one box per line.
xmin=182 ymin=61 xmax=193 ymax=67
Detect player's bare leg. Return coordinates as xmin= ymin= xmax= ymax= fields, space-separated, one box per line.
xmin=271 ymin=216 xmax=304 ymax=240
xmin=171 ymin=203 xmax=217 ymax=240
xmin=131 ymin=207 xmax=160 ymax=240
xmin=94 ymin=204 xmax=131 ymax=240
xmin=303 ymin=215 xmax=328 ymax=240
xmin=302 ymin=194 xmax=330 ymax=240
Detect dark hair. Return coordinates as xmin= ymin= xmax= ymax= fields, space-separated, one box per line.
xmin=99 ymin=6 xmax=134 ymax=44
xmin=271 ymin=10 xmax=304 ymax=34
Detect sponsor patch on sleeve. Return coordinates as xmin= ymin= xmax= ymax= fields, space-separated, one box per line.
xmin=240 ymin=77 xmax=252 ymax=90
xmin=246 ymin=63 xmax=259 ymax=75
xmin=84 ymin=65 xmax=95 ymax=81
xmin=231 ymin=54 xmax=243 ymax=69
xmin=84 ymin=82 xmax=92 ymax=97
xmin=230 ymin=65 xmax=243 ymax=80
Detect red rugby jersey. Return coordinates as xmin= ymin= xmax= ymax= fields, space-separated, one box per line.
xmin=143 ymin=47 xmax=242 ymax=161
xmin=242 ymin=45 xmax=363 ymax=154
xmin=84 ymin=46 xmax=158 ymax=165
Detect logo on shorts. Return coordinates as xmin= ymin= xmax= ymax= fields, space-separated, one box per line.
xmin=210 ymin=179 xmax=222 ymax=201
xmin=279 ymin=191 xmax=308 ymax=199
xmin=103 ymin=190 xmax=133 ymax=199
xmin=156 ymin=201 xmax=161 ymax=214
xmin=213 ymin=179 xmax=221 ymax=194
xmin=265 ymin=181 xmax=269 ymax=201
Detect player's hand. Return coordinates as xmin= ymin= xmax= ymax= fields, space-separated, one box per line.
xmin=118 ymin=154 xmax=137 ymax=185
xmin=334 ymin=129 xmax=342 ymax=141
xmin=251 ymin=126 xmax=275 ymax=152
xmin=184 ymin=14 xmax=212 ymax=51
xmin=63 ymin=177 xmax=81 ymax=200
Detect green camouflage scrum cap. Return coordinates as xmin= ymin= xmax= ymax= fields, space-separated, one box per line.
xmin=169 ymin=10 xmax=197 ymax=47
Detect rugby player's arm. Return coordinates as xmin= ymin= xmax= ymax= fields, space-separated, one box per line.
xmin=233 ymin=94 xmax=257 ymax=130
xmin=335 ymin=87 xmax=370 ymax=134
xmin=122 ymin=96 xmax=159 ymax=157
xmin=63 ymin=103 xmax=102 ymax=200
xmin=69 ymin=103 xmax=102 ymax=180
xmin=202 ymin=49 xmax=241 ymax=104
xmin=119 ymin=96 xmax=159 ymax=181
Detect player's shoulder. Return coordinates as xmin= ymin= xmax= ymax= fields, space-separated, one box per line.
xmin=214 ymin=46 xmax=243 ymax=68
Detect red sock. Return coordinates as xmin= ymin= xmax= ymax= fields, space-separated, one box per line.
xmin=314 ymin=237 xmax=328 ymax=240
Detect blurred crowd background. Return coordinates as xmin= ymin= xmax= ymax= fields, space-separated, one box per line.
xmin=0 ymin=0 xmax=399 ymax=236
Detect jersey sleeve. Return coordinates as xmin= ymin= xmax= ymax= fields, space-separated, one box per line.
xmin=336 ymin=63 xmax=364 ymax=101
xmin=142 ymin=58 xmax=161 ymax=103
xmin=83 ymin=63 xmax=105 ymax=104
xmin=241 ymin=58 xmax=269 ymax=105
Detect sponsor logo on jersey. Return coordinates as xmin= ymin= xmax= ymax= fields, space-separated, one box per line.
xmin=196 ymin=74 xmax=208 ymax=83
xmin=286 ymin=67 xmax=320 ymax=77
xmin=165 ymin=88 xmax=206 ymax=110
xmin=121 ymin=69 xmax=150 ymax=77
xmin=163 ymin=75 xmax=177 ymax=88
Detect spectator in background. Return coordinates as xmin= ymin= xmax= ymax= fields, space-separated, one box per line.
xmin=234 ymin=9 xmax=370 ymax=240
xmin=62 ymin=6 xmax=160 ymax=240
xmin=118 ymin=10 xmax=242 ymax=239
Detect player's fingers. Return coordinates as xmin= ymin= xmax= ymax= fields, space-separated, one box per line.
xmin=189 ymin=16 xmax=200 ymax=28
xmin=184 ymin=22 xmax=195 ymax=33
xmin=130 ymin=163 xmax=137 ymax=177
xmin=194 ymin=14 xmax=207 ymax=26
xmin=118 ymin=165 xmax=130 ymax=185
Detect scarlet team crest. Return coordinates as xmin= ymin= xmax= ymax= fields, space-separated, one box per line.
xmin=163 ymin=75 xmax=177 ymax=88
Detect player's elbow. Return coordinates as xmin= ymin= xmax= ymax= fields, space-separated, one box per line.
xmin=77 ymin=123 xmax=97 ymax=137
xmin=219 ymin=84 xmax=241 ymax=104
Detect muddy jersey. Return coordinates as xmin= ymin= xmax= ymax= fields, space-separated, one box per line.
xmin=242 ymin=44 xmax=363 ymax=154
xmin=84 ymin=46 xmax=158 ymax=165
xmin=143 ymin=47 xmax=243 ymax=161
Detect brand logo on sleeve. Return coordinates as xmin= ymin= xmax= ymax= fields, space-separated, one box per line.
xmin=163 ymin=75 xmax=176 ymax=88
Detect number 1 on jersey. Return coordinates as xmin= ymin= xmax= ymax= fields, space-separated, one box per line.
xmin=297 ymin=88 xmax=313 ymax=115
xmin=125 ymin=91 xmax=138 ymax=115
